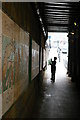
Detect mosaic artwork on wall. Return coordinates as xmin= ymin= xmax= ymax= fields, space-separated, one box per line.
xmin=2 ymin=35 xmax=15 ymax=92
xmin=0 ymin=9 xmax=2 ymax=118
xmin=0 ymin=45 xmax=2 ymax=94
xmin=32 ymin=40 xmax=39 ymax=80
xmin=43 ymin=49 xmax=46 ymax=68
xmin=0 ymin=54 xmax=1 ymax=93
xmin=40 ymin=47 xmax=42 ymax=71
xmin=2 ymin=11 xmax=29 ymax=115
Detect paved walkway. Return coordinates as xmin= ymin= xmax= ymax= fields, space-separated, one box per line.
xmin=31 ymin=60 xmax=80 ymax=118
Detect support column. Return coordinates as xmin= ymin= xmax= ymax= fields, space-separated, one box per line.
xmin=76 ymin=22 xmax=80 ymax=87
xmin=67 ymin=32 xmax=72 ymax=77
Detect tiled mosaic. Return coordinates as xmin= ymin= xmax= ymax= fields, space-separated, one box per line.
xmin=32 ymin=40 xmax=39 ymax=80
xmin=2 ymin=11 xmax=29 ymax=115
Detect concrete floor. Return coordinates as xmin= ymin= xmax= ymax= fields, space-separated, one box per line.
xmin=30 ymin=60 xmax=80 ymax=118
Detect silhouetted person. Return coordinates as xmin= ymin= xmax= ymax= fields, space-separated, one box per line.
xmin=51 ymin=57 xmax=57 ymax=82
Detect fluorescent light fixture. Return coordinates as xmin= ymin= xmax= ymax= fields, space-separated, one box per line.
xmin=37 ymin=9 xmax=39 ymax=15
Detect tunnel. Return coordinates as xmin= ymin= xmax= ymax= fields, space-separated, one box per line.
xmin=0 ymin=1 xmax=80 ymax=119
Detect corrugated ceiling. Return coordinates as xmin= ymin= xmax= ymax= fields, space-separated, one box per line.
xmin=37 ymin=2 xmax=80 ymax=32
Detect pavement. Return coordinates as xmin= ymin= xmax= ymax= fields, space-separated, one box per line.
xmin=30 ymin=60 xmax=80 ymax=118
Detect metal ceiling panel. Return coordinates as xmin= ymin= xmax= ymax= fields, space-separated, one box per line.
xmin=36 ymin=2 xmax=80 ymax=32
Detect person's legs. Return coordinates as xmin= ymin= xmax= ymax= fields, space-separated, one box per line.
xmin=51 ymin=71 xmax=55 ymax=82
xmin=51 ymin=72 xmax=52 ymax=79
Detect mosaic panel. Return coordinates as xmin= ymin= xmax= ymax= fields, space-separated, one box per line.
xmin=0 ymin=9 xmax=2 ymax=118
xmin=40 ymin=47 xmax=42 ymax=71
xmin=32 ymin=40 xmax=39 ymax=80
xmin=2 ymin=11 xmax=29 ymax=115
xmin=2 ymin=12 xmax=14 ymax=39
xmin=0 ymin=39 xmax=2 ymax=94
xmin=2 ymin=35 xmax=15 ymax=92
xmin=43 ymin=49 xmax=46 ymax=68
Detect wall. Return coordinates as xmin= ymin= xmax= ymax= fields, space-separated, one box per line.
xmin=32 ymin=40 xmax=39 ymax=80
xmin=0 ymin=2 xmax=47 ymax=118
xmin=68 ymin=24 xmax=80 ymax=86
xmin=0 ymin=9 xmax=2 ymax=118
xmin=2 ymin=3 xmax=45 ymax=47
xmin=2 ymin=11 xmax=29 ymax=116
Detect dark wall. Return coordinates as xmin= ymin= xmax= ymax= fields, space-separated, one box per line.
xmin=2 ymin=2 xmax=46 ymax=118
xmin=68 ymin=22 xmax=80 ymax=87
xmin=2 ymin=2 xmax=45 ymax=48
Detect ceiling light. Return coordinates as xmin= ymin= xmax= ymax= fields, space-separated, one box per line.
xmin=74 ymin=22 xmax=77 ymax=26
xmin=71 ymin=32 xmax=74 ymax=35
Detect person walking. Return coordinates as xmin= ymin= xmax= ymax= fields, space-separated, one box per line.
xmin=51 ymin=57 xmax=57 ymax=82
